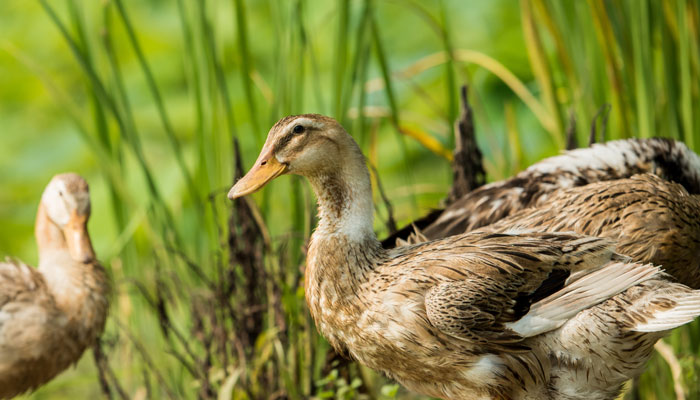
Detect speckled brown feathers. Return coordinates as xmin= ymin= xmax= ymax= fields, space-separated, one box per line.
xmin=230 ymin=115 xmax=700 ymax=400
xmin=486 ymin=174 xmax=700 ymax=288
xmin=385 ymin=138 xmax=700 ymax=247
xmin=307 ymin=228 xmax=650 ymax=399
xmin=0 ymin=259 xmax=108 ymax=398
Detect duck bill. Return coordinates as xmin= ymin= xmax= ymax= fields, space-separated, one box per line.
xmin=64 ymin=213 xmax=95 ymax=263
xmin=228 ymin=151 xmax=288 ymax=199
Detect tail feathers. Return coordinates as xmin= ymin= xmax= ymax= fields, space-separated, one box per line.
xmin=508 ymin=262 xmax=661 ymax=338
xmin=634 ymin=290 xmax=700 ymax=333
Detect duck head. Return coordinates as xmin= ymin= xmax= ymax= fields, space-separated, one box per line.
xmin=40 ymin=173 xmax=95 ymax=264
xmin=228 ymin=114 xmax=360 ymax=199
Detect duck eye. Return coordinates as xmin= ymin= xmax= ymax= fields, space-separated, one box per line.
xmin=293 ymin=124 xmax=305 ymax=134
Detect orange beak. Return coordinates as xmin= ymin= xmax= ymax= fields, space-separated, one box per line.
xmin=64 ymin=211 xmax=95 ymax=263
xmin=228 ymin=147 xmax=288 ymax=199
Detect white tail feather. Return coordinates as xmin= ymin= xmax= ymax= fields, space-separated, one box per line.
xmin=634 ymin=292 xmax=700 ymax=332
xmin=507 ymin=262 xmax=661 ymax=338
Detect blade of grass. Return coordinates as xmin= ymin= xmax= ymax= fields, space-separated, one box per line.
xmin=588 ymin=0 xmax=631 ymax=138
xmin=689 ymin=1 xmax=700 ymax=149
xmin=0 ymin=40 xmax=126 ymax=199
xmin=533 ymin=0 xmax=594 ymax=141
xmin=341 ymin=0 xmax=372 ymax=129
xmin=197 ymin=0 xmax=237 ymax=163
xmin=233 ymin=0 xmax=261 ymax=142
xmin=629 ymin=0 xmax=653 ymax=138
xmin=333 ymin=0 xmax=350 ymax=121
xmin=354 ymin=13 xmax=372 ymax=150
xmin=398 ymin=126 xmax=452 ymax=160
xmin=112 ymin=0 xmax=199 ymax=204
xmin=194 ymin=0 xmax=243 ymax=255
xmin=296 ymin=0 xmax=326 ymax=114
xmin=438 ymin=0 xmax=458 ymax=149
xmin=40 ymin=0 xmax=182 ymax=250
xmin=368 ymin=4 xmax=417 ymax=209
xmin=367 ymin=50 xmax=555 ymax=137
xmin=659 ymin=0 xmax=682 ymax=140
xmin=68 ymin=0 xmax=115 ymax=156
xmin=175 ymin=0 xmax=204 ymax=142
xmin=676 ymin=0 xmax=695 ymax=150
xmin=520 ymin=0 xmax=564 ymax=149
xmin=393 ymin=0 xmax=458 ymax=146
xmin=504 ymin=101 xmax=523 ymax=174
xmin=67 ymin=0 xmax=132 ymax=248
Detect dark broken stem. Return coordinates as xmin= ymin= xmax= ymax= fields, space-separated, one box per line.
xmin=565 ymin=109 xmax=577 ymax=150
xmin=93 ymin=341 xmax=112 ymax=400
xmin=92 ymin=340 xmax=129 ymax=400
xmin=193 ymin=311 xmax=216 ymax=400
xmin=448 ymin=85 xmax=485 ymax=204
xmin=141 ymin=364 xmax=152 ymax=400
xmin=153 ymin=258 xmax=171 ymax=340
xmin=369 ymin=164 xmax=398 ymax=234
xmin=589 ymin=103 xmax=612 ymax=146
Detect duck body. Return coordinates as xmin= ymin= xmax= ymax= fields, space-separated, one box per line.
xmin=307 ymin=229 xmax=641 ymax=399
xmin=0 ymin=174 xmax=109 ymax=398
xmin=306 ymin=201 xmax=697 ymax=400
xmin=385 ymin=138 xmax=700 ymax=247
xmin=230 ymin=115 xmax=700 ymax=400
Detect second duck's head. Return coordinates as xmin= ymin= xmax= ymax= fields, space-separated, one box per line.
xmin=40 ymin=173 xmax=95 ymax=264
xmin=228 ymin=114 xmax=364 ymax=199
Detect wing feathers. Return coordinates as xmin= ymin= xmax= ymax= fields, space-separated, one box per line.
xmin=634 ymin=291 xmax=700 ymax=332
xmin=507 ymin=262 xmax=661 ymax=338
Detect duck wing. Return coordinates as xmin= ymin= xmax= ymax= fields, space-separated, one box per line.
xmin=419 ymin=232 xmax=660 ymax=347
xmin=0 ymin=260 xmax=56 ymax=364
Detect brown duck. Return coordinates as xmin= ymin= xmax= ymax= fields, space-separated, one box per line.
xmin=385 ymin=138 xmax=700 ymax=249
xmin=385 ymin=139 xmax=700 ymax=289
xmin=228 ymin=114 xmax=700 ymax=400
xmin=0 ymin=173 xmax=109 ymax=398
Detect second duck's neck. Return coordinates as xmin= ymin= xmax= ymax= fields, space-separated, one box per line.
xmin=35 ymin=203 xmax=73 ymax=269
xmin=35 ymin=204 xmax=106 ymax=318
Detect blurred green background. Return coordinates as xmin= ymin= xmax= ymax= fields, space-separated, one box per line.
xmin=1 ymin=0 xmax=699 ymax=399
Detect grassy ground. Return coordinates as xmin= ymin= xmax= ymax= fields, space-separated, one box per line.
xmin=1 ymin=0 xmax=699 ymax=399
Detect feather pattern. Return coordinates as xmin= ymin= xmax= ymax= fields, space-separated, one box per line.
xmin=484 ymin=174 xmax=700 ymax=288
xmin=229 ymin=115 xmax=700 ymax=400
xmin=385 ymin=138 xmax=700 ymax=248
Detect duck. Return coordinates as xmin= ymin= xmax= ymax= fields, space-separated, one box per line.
xmin=0 ymin=173 xmax=109 ymax=398
xmin=228 ymin=114 xmax=700 ymax=400
xmin=384 ymin=137 xmax=700 ymax=248
xmin=385 ymin=139 xmax=700 ymax=289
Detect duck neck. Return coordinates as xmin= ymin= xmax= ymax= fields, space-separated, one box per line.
xmin=305 ymin=148 xmax=383 ymax=306
xmin=307 ymin=159 xmax=376 ymax=242
xmin=35 ymin=203 xmax=107 ymax=326
xmin=35 ymin=203 xmax=71 ymax=268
